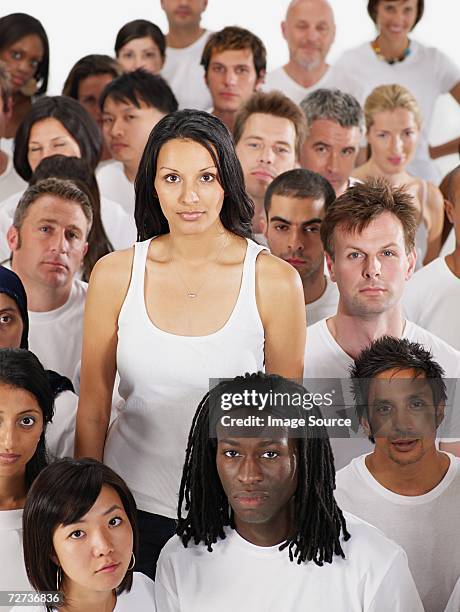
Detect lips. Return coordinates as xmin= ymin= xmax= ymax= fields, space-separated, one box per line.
xmin=43 ymin=261 xmax=68 ymax=270
xmin=96 ymin=561 xmax=121 ymax=574
xmin=0 ymin=453 xmax=21 ymax=464
xmin=178 ymin=211 xmax=204 ymax=221
xmin=286 ymin=258 xmax=306 ymax=267
xmin=388 ymin=157 xmax=404 ymax=166
xmin=251 ymin=168 xmax=275 ymax=182
xmin=235 ymin=491 xmax=268 ymax=508
xmin=360 ymin=286 xmax=385 ymax=293
xmin=391 ymin=439 xmax=418 ymax=452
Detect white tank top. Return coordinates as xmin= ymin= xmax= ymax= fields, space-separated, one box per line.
xmin=104 ymin=237 xmax=266 ymax=518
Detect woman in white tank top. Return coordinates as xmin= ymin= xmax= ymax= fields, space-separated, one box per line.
xmin=75 ymin=110 xmax=306 ymax=577
xmin=353 ymin=84 xmax=444 ymax=267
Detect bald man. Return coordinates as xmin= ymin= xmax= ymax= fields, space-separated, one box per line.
xmin=265 ymin=0 xmax=362 ymax=105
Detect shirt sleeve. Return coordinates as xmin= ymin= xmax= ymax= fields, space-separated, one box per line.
xmin=367 ymin=549 xmax=424 ymax=612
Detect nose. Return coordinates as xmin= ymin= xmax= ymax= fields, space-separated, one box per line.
xmin=363 ymin=255 xmax=381 ymax=279
xmin=237 ymin=455 xmax=264 ymax=485
xmin=0 ymin=422 xmax=16 ymax=451
xmin=326 ymin=150 xmax=339 ymax=174
xmin=392 ymin=407 xmax=416 ymax=435
xmin=49 ymin=230 xmax=69 ymax=254
xmin=288 ymin=228 xmax=304 ymax=253
xmin=258 ymin=144 xmax=275 ymax=165
xmin=391 ymin=135 xmax=403 ymax=154
xmin=224 ymin=69 xmax=237 ymax=87
xmin=110 ymin=116 xmax=123 ymax=137
xmin=91 ymin=528 xmax=114 ymax=557
xmin=180 ymin=180 xmax=199 ymax=205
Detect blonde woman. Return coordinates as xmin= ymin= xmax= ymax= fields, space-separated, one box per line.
xmin=354 ymin=84 xmax=444 ymax=267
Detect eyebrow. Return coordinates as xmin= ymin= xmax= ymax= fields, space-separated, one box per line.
xmin=269 ymin=215 xmax=322 ymax=225
xmin=159 ymin=165 xmax=217 ymax=173
xmin=0 ymin=408 xmax=41 ymax=415
xmin=65 ymin=504 xmax=123 ymax=525
xmin=344 ymin=242 xmax=400 ymax=250
xmin=219 ymin=438 xmax=284 ymax=447
xmin=0 ymin=307 xmax=18 ymax=313
xmin=244 ymin=135 xmax=292 ymax=147
xmin=35 ymin=219 xmax=84 ymax=232
xmin=29 ymin=136 xmax=70 ymax=144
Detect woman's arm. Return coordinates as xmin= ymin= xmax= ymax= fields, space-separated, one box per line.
xmin=429 ymin=82 xmax=460 ymax=159
xmin=256 ymin=253 xmax=306 ymax=379
xmin=423 ymin=183 xmax=445 ymax=265
xmin=74 ymin=249 xmax=133 ymax=459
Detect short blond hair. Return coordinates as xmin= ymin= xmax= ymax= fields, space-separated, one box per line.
xmin=364 ymin=84 xmax=422 ymax=132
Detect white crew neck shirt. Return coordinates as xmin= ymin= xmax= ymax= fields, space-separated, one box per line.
xmin=28 ymin=278 xmax=87 ymax=380
xmin=264 ymin=64 xmax=364 ymax=106
xmin=0 ymin=508 xmax=30 ymax=611
xmin=332 ymin=40 xmax=460 ymax=184
xmin=156 ymin=513 xmax=423 ymax=611
xmin=162 ymin=30 xmax=213 ymax=110
xmin=14 ymin=572 xmax=155 ymax=612
xmin=0 ymin=154 xmax=26 ymax=201
xmin=336 ymin=453 xmax=460 ymax=612
xmin=96 ymin=160 xmax=135 ymax=219
xmin=404 ymin=256 xmax=460 ymax=350
xmin=306 ymin=276 xmax=339 ymax=327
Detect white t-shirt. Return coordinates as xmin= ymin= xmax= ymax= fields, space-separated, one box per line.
xmin=0 ymin=187 xmax=136 ymax=257
xmin=96 ymin=161 xmax=135 ymax=219
xmin=303 ymin=318 xmax=460 ymax=468
xmin=46 ymin=390 xmax=78 ymax=459
xmin=14 ymin=572 xmax=155 ymax=612
xmin=440 ymin=229 xmax=455 ymax=258
xmin=332 ymin=41 xmax=460 ymax=184
xmin=264 ymin=64 xmax=365 ymax=106
xmin=156 ymin=513 xmax=423 ymax=612
xmin=0 ymin=154 xmax=27 ymax=201
xmin=335 ymin=453 xmax=460 ymax=612
xmin=306 ymin=276 xmax=339 ymax=327
xmin=0 ymin=508 xmax=30 ymax=611
xmin=28 ymin=279 xmax=87 ymax=380
xmin=403 ymin=257 xmax=460 ymax=350
xmin=162 ymin=30 xmax=213 ymax=110
xmin=445 ymin=577 xmax=460 ymax=612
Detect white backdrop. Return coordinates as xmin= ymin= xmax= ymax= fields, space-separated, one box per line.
xmin=3 ymin=0 xmax=460 ymax=176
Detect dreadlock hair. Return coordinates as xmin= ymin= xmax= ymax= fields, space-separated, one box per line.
xmin=177 ymin=372 xmax=350 ymax=566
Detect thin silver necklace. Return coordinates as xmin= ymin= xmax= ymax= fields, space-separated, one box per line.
xmin=170 ymin=235 xmax=229 ymax=299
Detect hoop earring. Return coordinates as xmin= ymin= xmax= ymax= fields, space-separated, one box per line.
xmin=56 ymin=565 xmax=63 ymax=590
xmin=128 ymin=553 xmax=135 ymax=571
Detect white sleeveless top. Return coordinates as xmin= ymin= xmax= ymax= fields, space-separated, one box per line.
xmin=104 ymin=237 xmax=266 ymax=518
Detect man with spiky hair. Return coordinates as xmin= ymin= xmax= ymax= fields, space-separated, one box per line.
xmin=155 ymin=372 xmax=423 ymax=611
xmin=336 ymin=336 xmax=460 ymax=612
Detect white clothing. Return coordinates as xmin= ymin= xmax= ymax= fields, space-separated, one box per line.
xmin=0 ymin=154 xmax=26 ymax=201
xmin=303 ymin=318 xmax=460 ymax=468
xmin=0 ymin=509 xmax=30 ymax=611
xmin=162 ymin=30 xmax=213 ymax=110
xmin=333 ymin=41 xmax=460 ymax=184
xmin=14 ymin=572 xmax=155 ymax=612
xmin=105 ymin=238 xmax=266 ymax=518
xmin=306 ymin=276 xmax=339 ymax=327
xmin=440 ymin=228 xmax=455 ymax=258
xmin=155 ymin=513 xmax=423 ymax=612
xmin=0 ymin=187 xmax=136 ymax=258
xmin=1 ymin=138 xmax=13 ymax=155
xmin=404 ymin=256 xmax=460 ymax=349
xmin=264 ymin=65 xmax=364 ymax=106
xmin=46 ymin=390 xmax=78 ymax=459
xmin=336 ymin=454 xmax=460 ymax=612
xmin=28 ymin=279 xmax=87 ymax=380
xmin=96 ymin=161 xmax=135 ymax=219
xmin=445 ymin=577 xmax=460 ymax=612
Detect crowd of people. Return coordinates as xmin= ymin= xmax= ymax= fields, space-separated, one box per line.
xmin=0 ymin=0 xmax=459 ymax=610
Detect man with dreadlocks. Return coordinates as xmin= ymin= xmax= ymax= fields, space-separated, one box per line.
xmin=336 ymin=336 xmax=460 ymax=612
xmin=155 ymin=372 xmax=423 ymax=611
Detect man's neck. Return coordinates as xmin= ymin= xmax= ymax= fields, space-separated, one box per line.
xmin=212 ymin=107 xmax=237 ymax=132
xmin=283 ymin=60 xmax=329 ymax=89
xmin=328 ymin=304 xmax=405 ymax=360
xmin=15 ymin=271 xmax=73 ymax=312
xmin=167 ymin=25 xmax=205 ymax=49
xmin=365 ymin=448 xmax=450 ymax=496
xmin=304 ymin=271 xmax=327 ymax=306
xmin=0 ymin=149 xmax=8 ymax=176
xmin=251 ymin=196 xmax=265 ymax=234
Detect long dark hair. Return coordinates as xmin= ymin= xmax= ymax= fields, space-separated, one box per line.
xmin=0 ymin=13 xmax=49 ymax=95
xmin=31 ymin=155 xmax=113 ymax=282
xmin=115 ymin=19 xmax=166 ymax=60
xmin=13 ymin=96 xmax=102 ymax=181
xmin=0 ymin=349 xmax=53 ymax=488
xmin=177 ymin=372 xmax=350 ymax=566
xmin=23 ymin=458 xmax=138 ymax=611
xmin=135 ymin=109 xmax=254 ymax=241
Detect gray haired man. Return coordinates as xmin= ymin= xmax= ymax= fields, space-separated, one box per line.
xmin=300 ymin=88 xmax=363 ymax=196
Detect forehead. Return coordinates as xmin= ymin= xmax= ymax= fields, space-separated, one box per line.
xmin=308 ymin=119 xmax=361 ymax=147
xmin=24 ymin=195 xmax=89 ymax=225
xmin=122 ymin=36 xmax=159 ymax=50
xmin=103 ymin=96 xmax=151 ymax=113
xmin=0 ymin=382 xmax=40 ymax=412
xmin=334 ymin=211 xmax=406 ymax=248
xmin=241 ymin=113 xmax=296 ymax=145
xmin=369 ymin=369 xmax=434 ymax=401
xmin=269 ymin=194 xmax=325 ymax=220
xmin=79 ymin=73 xmax=114 ymax=93
xmin=379 ymin=0 xmax=418 ymax=8
xmin=29 ymin=118 xmax=71 ymax=140
xmin=0 ymin=292 xmax=20 ymax=312
xmin=157 ymin=138 xmax=216 ymax=170
xmin=8 ymin=34 xmax=44 ymax=55
xmin=210 ymin=47 xmax=255 ymax=67
xmin=370 ymin=108 xmax=418 ymax=129
xmin=287 ymin=0 xmax=334 ymax=24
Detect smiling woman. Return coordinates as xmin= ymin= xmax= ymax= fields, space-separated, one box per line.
xmin=75 ymin=109 xmax=306 ymax=578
